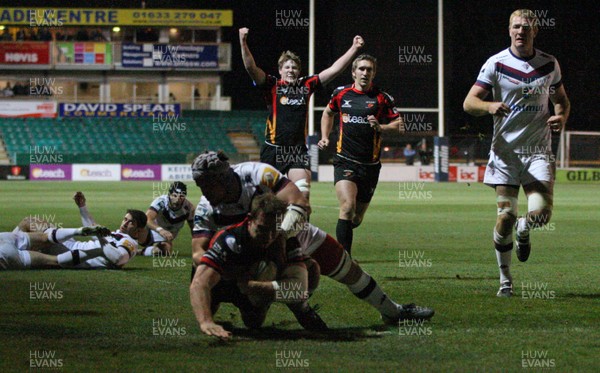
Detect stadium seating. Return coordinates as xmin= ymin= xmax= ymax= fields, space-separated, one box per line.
xmin=0 ymin=111 xmax=268 ymax=164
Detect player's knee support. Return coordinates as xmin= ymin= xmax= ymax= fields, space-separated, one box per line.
xmin=527 ymin=192 xmax=551 ymax=213
xmin=497 ymin=196 xmax=518 ymax=218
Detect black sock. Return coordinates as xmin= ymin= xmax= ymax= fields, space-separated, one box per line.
xmin=336 ymin=219 xmax=353 ymax=255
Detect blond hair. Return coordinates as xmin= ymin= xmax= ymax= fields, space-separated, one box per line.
xmin=509 ymin=9 xmax=539 ymax=32
xmin=278 ymin=51 xmax=301 ymax=71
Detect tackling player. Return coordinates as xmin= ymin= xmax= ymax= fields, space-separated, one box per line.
xmin=144 ymin=181 xmax=194 ymax=256
xmin=190 ymin=151 xmax=324 ymax=330
xmin=239 ymin=27 xmax=364 ymax=201
xmin=191 ymin=151 xmax=433 ymax=328
xmin=463 ymin=9 xmax=570 ymax=297
xmin=319 ymin=54 xmax=403 ymax=256
xmin=190 ymin=194 xmax=310 ymax=340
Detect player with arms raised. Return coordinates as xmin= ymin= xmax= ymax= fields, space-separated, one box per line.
xmin=239 ymin=27 xmax=364 ymax=201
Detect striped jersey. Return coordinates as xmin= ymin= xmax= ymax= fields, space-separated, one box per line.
xmin=148 ymin=195 xmax=194 ymax=239
xmin=474 ymin=48 xmax=563 ymax=155
xmin=259 ymin=74 xmax=321 ymax=146
xmin=327 ymin=84 xmax=399 ymax=163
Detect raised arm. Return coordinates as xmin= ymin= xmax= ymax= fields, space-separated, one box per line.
xmin=318 ymin=35 xmax=364 ymax=85
xmin=239 ymin=27 xmax=266 ymax=86
xmin=73 ymin=191 xmax=96 ymax=227
xmin=463 ymin=85 xmax=511 ymax=117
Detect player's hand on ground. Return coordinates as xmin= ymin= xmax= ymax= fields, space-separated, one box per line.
xmin=488 ymin=102 xmax=510 ymax=117
xmin=73 ymin=191 xmax=86 ymax=207
xmin=201 ymin=322 xmax=232 ymax=340
xmin=239 ymin=27 xmax=249 ymax=43
xmin=317 ymin=138 xmax=330 ymax=150
xmin=547 ymin=115 xmax=565 ymax=132
xmin=353 ymin=35 xmax=365 ymax=49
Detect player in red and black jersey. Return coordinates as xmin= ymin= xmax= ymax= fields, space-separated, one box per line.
xmin=190 ymin=194 xmax=309 ymax=340
xmin=319 ymin=54 xmax=404 ymax=256
xmin=239 ymin=27 xmax=364 ymax=201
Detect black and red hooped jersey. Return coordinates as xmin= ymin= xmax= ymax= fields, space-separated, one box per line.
xmin=260 ymin=74 xmax=321 ymax=146
xmin=328 ymin=84 xmax=399 ymax=164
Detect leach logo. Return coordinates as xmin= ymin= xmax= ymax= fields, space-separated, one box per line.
xmin=342 ymin=114 xmax=369 ymax=124
xmin=280 ymin=96 xmax=305 ymax=106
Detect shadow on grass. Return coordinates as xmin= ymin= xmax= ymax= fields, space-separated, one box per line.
xmin=383 ymin=275 xmax=497 ymax=281
xmin=0 ymin=310 xmax=101 ymax=316
xmin=206 ymin=322 xmax=390 ymax=345
xmin=562 ymin=293 xmax=600 ymax=299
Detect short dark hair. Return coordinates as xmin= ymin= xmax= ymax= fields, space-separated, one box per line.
xmin=127 ymin=209 xmax=147 ymax=228
xmin=249 ymin=194 xmax=287 ymax=220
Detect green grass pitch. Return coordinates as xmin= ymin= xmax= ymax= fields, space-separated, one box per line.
xmin=1 ymin=181 xmax=598 ymax=372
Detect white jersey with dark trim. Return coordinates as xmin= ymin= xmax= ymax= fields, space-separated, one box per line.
xmin=149 ymin=195 xmax=194 ymax=239
xmin=475 ymin=48 xmax=562 ymax=155
xmin=62 ymin=230 xmax=137 ymax=269
xmin=192 ymin=161 xmax=327 ymax=253
xmin=193 ymin=162 xmax=286 ymax=238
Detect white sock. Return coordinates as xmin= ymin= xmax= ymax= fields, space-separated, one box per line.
xmin=517 ymin=217 xmax=529 ymax=237
xmin=495 ymin=250 xmax=512 ymax=284
xmin=44 ymin=228 xmax=81 ymax=244
xmin=348 ymin=272 xmax=399 ymax=318
xmin=494 ymin=228 xmax=513 ymax=284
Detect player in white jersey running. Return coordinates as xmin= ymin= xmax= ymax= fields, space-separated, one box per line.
xmin=144 ymin=181 xmax=194 ymax=256
xmin=463 ymin=9 xmax=570 ymax=297
xmin=0 ymin=226 xmax=113 ymax=270
xmin=191 ymin=151 xmax=434 ymax=329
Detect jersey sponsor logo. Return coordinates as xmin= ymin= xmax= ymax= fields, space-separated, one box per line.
xmin=341 ymin=113 xmax=369 ymax=124
xmin=225 ymin=235 xmax=240 ymax=253
xmin=260 ymin=166 xmax=280 ymax=188
xmin=341 ymin=99 xmax=352 ymax=108
xmin=343 ymin=169 xmax=354 ymax=178
xmin=120 ymin=240 xmax=136 ymax=256
xmin=509 ymin=104 xmax=544 ymax=112
xmin=279 ymin=96 xmax=306 ymax=106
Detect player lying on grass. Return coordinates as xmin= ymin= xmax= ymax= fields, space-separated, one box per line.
xmin=72 ymin=191 xmax=165 ymax=257
xmin=190 ymin=194 xmax=311 ymax=340
xmin=0 ymin=225 xmax=114 ymax=270
xmin=144 ymin=181 xmax=195 ymax=257
xmin=191 ymin=151 xmax=434 ymax=329
xmin=16 ymin=199 xmax=147 ymax=269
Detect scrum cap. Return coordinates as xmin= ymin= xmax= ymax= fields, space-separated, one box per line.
xmin=191 ymin=151 xmax=230 ymax=181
